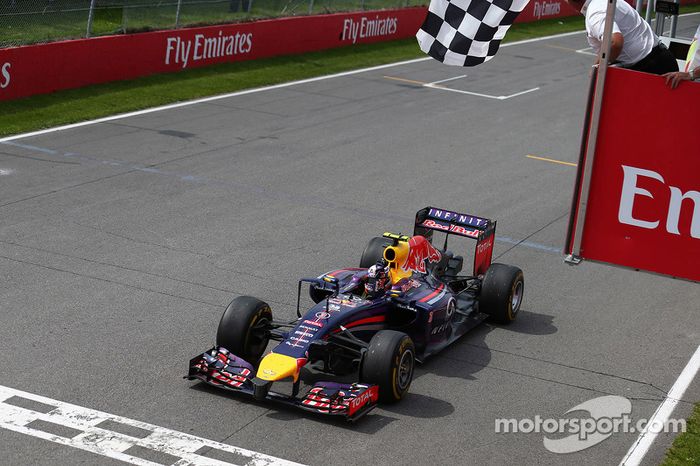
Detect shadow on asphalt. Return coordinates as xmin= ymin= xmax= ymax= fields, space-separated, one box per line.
xmin=188 ymin=375 xmax=400 ymax=434
xmin=416 ymin=325 xmax=492 ymax=382
xmin=496 ymin=309 xmax=557 ymax=336
xmin=265 ymin=407 xmax=398 ymax=434
xmin=415 ymin=308 xmax=557 ymax=382
xmin=188 ymin=309 xmax=555 ymax=429
xmin=376 ymin=392 xmax=455 ymax=419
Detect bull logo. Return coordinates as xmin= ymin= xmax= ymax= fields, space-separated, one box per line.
xmin=402 ymin=236 xmax=441 ymax=273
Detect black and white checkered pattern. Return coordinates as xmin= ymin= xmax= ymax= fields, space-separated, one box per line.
xmin=416 ymin=0 xmax=530 ymax=66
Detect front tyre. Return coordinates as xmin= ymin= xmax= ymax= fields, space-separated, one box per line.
xmin=216 ymin=296 xmax=272 ymax=363
xmin=479 ymin=263 xmax=524 ymax=324
xmin=360 ymin=330 xmax=415 ymax=403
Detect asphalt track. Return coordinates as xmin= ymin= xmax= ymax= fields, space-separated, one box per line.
xmin=1 ymin=17 xmax=699 ymax=466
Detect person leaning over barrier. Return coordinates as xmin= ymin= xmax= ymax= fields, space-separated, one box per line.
xmin=565 ymin=0 xmax=678 ymax=74
xmin=664 ymin=24 xmax=700 ymax=88
xmin=663 ymin=65 xmax=700 ymax=88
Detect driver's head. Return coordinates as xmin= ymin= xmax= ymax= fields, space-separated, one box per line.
xmin=365 ymin=260 xmax=390 ymax=297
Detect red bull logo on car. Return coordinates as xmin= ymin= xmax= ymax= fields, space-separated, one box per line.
xmin=402 ymin=236 xmax=441 ymax=273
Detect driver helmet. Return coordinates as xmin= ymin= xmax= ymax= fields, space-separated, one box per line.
xmin=365 ymin=260 xmax=390 ymax=297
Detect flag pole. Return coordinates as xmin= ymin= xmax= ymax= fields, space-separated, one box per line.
xmin=565 ymin=0 xmax=617 ymax=263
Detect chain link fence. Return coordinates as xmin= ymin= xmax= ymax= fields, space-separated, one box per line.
xmin=0 ymin=0 xmax=417 ymax=48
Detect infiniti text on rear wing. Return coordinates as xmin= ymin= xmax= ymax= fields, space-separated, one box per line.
xmin=413 ymin=207 xmax=496 ymax=275
xmin=414 ymin=207 xmax=492 ymax=239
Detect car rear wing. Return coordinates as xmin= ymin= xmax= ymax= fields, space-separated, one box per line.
xmin=413 ymin=207 xmax=496 ymax=276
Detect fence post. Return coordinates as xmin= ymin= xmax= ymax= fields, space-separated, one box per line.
xmin=175 ymin=0 xmax=183 ymax=27
xmin=86 ymin=0 xmax=97 ymax=38
xmin=644 ymin=0 xmax=654 ymax=23
xmin=669 ymin=0 xmax=679 ymax=37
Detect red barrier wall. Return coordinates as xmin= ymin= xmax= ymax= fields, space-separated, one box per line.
xmin=1 ymin=2 xmax=698 ymax=101
xmin=516 ymin=0 xmax=579 ymax=23
xmin=567 ymin=67 xmax=700 ymax=282
xmin=0 ymin=2 xmax=589 ymax=102
xmin=0 ymin=8 xmax=425 ymax=101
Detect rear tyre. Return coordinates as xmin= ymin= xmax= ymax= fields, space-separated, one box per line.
xmin=216 ymin=296 xmax=272 ymax=363
xmin=479 ymin=263 xmax=524 ymax=324
xmin=360 ymin=330 xmax=415 ymax=403
xmin=360 ymin=237 xmax=392 ymax=268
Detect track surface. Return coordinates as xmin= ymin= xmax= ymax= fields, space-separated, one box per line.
xmin=1 ymin=20 xmax=699 ymax=466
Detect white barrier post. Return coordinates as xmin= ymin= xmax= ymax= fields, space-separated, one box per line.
xmin=670 ymin=0 xmax=680 ymax=37
xmin=175 ymin=0 xmax=183 ymax=27
xmin=86 ymin=0 xmax=97 ymax=38
xmin=645 ymin=0 xmax=654 ymax=23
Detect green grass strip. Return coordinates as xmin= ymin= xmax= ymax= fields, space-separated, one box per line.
xmin=4 ymin=4 xmax=699 ymax=137
xmin=0 ymin=14 xmax=590 ymax=137
xmin=662 ymin=402 xmax=700 ymax=466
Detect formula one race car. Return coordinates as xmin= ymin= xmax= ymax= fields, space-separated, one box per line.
xmin=187 ymin=207 xmax=524 ymax=421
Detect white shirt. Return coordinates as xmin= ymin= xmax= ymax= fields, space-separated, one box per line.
xmin=582 ymin=0 xmax=657 ymax=65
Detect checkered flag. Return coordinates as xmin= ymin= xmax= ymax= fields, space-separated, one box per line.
xmin=416 ymin=0 xmax=530 ymax=66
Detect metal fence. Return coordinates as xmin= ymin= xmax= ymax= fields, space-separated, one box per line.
xmin=0 ymin=0 xmax=416 ymax=48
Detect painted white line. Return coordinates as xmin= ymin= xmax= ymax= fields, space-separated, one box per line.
xmin=0 ymin=29 xmax=595 ymax=144
xmin=619 ymin=344 xmax=700 ymax=466
xmin=0 ymin=385 xmax=303 ymax=466
xmin=427 ymin=74 xmax=467 ymax=85
xmin=576 ymin=47 xmax=597 ymax=56
xmin=8 ymin=11 xmax=696 ymax=143
xmin=0 ymin=57 xmax=429 ymax=144
xmin=5 ymin=9 xmax=700 ymax=144
xmin=423 ymin=83 xmax=501 ymax=100
xmin=424 ymin=83 xmax=540 ymax=100
xmin=499 ymin=86 xmax=541 ymax=100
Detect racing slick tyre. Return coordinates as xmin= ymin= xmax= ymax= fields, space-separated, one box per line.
xmin=360 ymin=330 xmax=415 ymax=403
xmin=360 ymin=237 xmax=392 ymax=268
xmin=479 ymin=263 xmax=524 ymax=324
xmin=216 ymin=296 xmax=272 ymax=364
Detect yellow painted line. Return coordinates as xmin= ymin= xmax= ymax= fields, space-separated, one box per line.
xmin=526 ymin=154 xmax=577 ymax=167
xmin=383 ymin=75 xmax=428 ymax=86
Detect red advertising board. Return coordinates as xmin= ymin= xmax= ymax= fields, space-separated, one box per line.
xmin=2 ymin=1 xmax=698 ymax=101
xmin=515 ymin=0 xmax=579 ymax=23
xmin=0 ymin=8 xmax=426 ymax=101
xmin=566 ymin=67 xmax=700 ymax=282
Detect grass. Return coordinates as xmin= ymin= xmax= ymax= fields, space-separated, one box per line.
xmin=2 ymin=3 xmax=699 ymax=137
xmin=0 ymin=14 xmax=587 ymax=137
xmin=662 ymin=402 xmax=700 ymax=466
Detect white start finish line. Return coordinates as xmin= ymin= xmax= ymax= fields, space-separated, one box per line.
xmin=0 ymin=385 xmax=303 ymax=466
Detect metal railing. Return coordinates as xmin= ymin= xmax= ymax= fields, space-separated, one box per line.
xmin=0 ymin=0 xmax=416 ymax=48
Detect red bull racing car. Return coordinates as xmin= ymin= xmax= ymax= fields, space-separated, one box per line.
xmin=187 ymin=207 xmax=524 ymax=421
